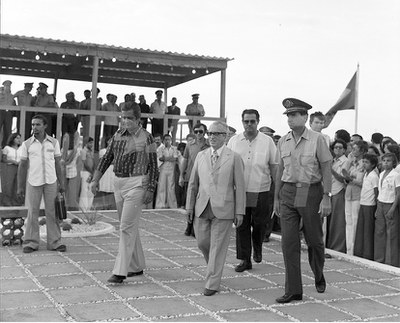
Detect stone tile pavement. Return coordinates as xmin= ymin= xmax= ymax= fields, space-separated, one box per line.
xmin=1 ymin=209 xmax=400 ymax=322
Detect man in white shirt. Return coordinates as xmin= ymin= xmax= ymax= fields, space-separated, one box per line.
xmin=150 ymin=90 xmax=167 ymax=136
xmin=227 ymin=109 xmax=278 ymax=272
xmin=17 ymin=114 xmax=66 ymax=253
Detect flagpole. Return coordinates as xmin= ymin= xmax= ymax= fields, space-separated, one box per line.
xmin=354 ymin=63 xmax=360 ymax=133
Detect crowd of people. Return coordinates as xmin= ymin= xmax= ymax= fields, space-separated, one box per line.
xmin=0 ymin=85 xmax=399 ymax=300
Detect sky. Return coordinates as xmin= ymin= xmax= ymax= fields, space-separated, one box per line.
xmin=1 ymin=0 xmax=400 ymax=142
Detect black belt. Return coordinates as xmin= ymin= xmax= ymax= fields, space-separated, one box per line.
xmin=283 ymin=182 xmax=321 ymax=188
xmin=115 ymin=172 xmax=147 ymax=178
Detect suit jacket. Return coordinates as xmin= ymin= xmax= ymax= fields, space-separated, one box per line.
xmin=186 ymin=145 xmax=245 ymax=219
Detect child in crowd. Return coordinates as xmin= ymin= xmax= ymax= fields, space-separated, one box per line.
xmin=327 ymin=139 xmax=348 ymax=253
xmin=354 ymin=153 xmax=379 ymax=260
xmin=155 ymin=134 xmax=178 ymax=209
xmin=374 ymin=153 xmax=400 ymax=267
xmin=342 ymin=140 xmax=368 ymax=255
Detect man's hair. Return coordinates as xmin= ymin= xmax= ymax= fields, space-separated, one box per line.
xmin=381 ymin=152 xmax=398 ymax=167
xmin=84 ymin=89 xmax=90 ymax=94
xmin=241 ymin=109 xmax=260 ymax=121
xmin=193 ymin=122 xmax=207 ymax=133
xmin=210 ymin=121 xmax=228 ymax=134
xmin=309 ymin=111 xmax=326 ymax=123
xmin=32 ymin=114 xmax=48 ymax=125
xmin=6 ymin=132 xmax=21 ymax=146
xmin=121 ymin=101 xmax=141 ymax=119
xmin=368 ymin=145 xmax=380 ymax=156
xmin=331 ymin=139 xmax=347 ymax=151
xmin=363 ymin=153 xmax=378 ymax=168
xmin=153 ymin=133 xmax=162 ymax=139
xmin=387 ymin=144 xmax=400 ymax=161
xmin=371 ymin=132 xmax=384 ymax=144
xmin=335 ymin=129 xmax=351 ymax=143
xmin=162 ymin=134 xmax=171 ymax=140
xmin=351 ymin=133 xmax=363 ymax=140
xmin=353 ymin=140 xmax=369 ymax=153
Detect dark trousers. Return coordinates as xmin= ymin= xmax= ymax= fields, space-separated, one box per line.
xmin=327 ymin=189 xmax=346 ymax=252
xmin=0 ymin=110 xmax=13 ymax=148
xmin=279 ymin=182 xmax=324 ymax=295
xmin=236 ymin=191 xmax=271 ymax=261
xmin=265 ymin=182 xmax=275 ymax=238
xmin=151 ymin=118 xmax=164 ymax=136
xmin=94 ymin=124 xmax=102 ymax=152
xmin=354 ymin=204 xmax=376 ymax=260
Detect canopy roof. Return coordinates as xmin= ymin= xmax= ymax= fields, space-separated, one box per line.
xmin=0 ymin=34 xmax=232 ymax=88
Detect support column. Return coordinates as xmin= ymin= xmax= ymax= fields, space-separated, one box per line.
xmin=89 ymin=56 xmax=99 ymax=141
xmin=220 ymin=69 xmax=226 ymax=119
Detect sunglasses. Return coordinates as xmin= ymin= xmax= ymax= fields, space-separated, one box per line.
xmin=207 ymin=132 xmax=225 ymax=137
xmin=243 ymin=120 xmax=257 ymax=124
xmin=193 ymin=130 xmax=204 ymax=134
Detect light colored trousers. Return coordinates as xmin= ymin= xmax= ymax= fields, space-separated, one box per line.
xmin=79 ymin=171 xmax=94 ymax=211
xmin=345 ymin=199 xmax=360 ymax=255
xmin=194 ymin=203 xmax=232 ymax=290
xmin=112 ymin=175 xmax=147 ymax=276
xmin=155 ymin=168 xmax=177 ymax=209
xmin=24 ymin=181 xmax=62 ymax=250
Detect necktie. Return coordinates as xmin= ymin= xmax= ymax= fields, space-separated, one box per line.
xmin=211 ymin=150 xmax=218 ymax=167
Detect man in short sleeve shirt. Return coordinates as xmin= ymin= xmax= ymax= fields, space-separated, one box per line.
xmin=17 ymin=114 xmax=66 ymax=253
xmin=274 ymin=98 xmax=332 ymax=303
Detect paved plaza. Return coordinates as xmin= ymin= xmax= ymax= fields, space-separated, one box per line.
xmin=1 ymin=209 xmax=400 ymax=322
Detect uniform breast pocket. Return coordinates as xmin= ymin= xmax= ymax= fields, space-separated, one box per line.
xmin=300 ymin=152 xmax=314 ymax=166
xmin=281 ymin=151 xmax=291 ymax=167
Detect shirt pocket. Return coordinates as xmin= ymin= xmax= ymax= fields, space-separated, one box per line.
xmin=300 ymin=152 xmax=314 ymax=166
xmin=281 ymin=151 xmax=291 ymax=168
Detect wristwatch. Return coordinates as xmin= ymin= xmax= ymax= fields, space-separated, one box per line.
xmin=323 ymin=192 xmax=332 ymax=197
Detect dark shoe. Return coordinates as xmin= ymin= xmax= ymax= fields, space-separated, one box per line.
xmin=23 ymin=246 xmax=37 ymax=254
xmin=315 ymin=274 xmax=326 ymax=293
xmin=107 ymin=275 xmax=126 ymax=283
xmin=127 ymin=270 xmax=144 ymax=277
xmin=253 ymin=250 xmax=262 ymax=263
xmin=263 ymin=236 xmax=270 ymax=242
xmin=324 ymin=253 xmax=332 ymax=259
xmin=184 ymin=222 xmax=193 ymax=236
xmin=276 ymin=293 xmax=303 ymax=303
xmin=203 ymin=288 xmax=217 ymax=296
xmin=54 ymin=245 xmax=66 ymax=252
xmin=234 ymin=260 xmax=252 ymax=272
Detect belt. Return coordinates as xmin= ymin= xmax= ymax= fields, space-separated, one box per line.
xmin=115 ymin=172 xmax=147 ymax=178
xmin=283 ymin=182 xmax=321 ymax=188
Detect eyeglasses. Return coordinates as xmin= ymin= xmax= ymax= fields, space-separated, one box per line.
xmin=333 ymin=146 xmax=344 ymax=149
xmin=243 ymin=120 xmax=257 ymax=124
xmin=207 ymin=132 xmax=225 ymax=137
xmin=193 ymin=130 xmax=204 ymax=134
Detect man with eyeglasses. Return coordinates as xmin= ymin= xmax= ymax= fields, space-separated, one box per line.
xmin=179 ymin=123 xmax=209 ymax=236
xmin=274 ymin=98 xmax=332 ymax=303
xmin=186 ymin=121 xmax=245 ymax=296
xmin=227 ymin=109 xmax=278 ymax=272
xmin=89 ymin=102 xmax=158 ymax=284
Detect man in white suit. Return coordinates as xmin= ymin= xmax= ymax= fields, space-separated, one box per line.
xmin=186 ymin=121 xmax=246 ymax=296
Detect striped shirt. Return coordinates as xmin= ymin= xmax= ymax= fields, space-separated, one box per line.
xmin=97 ymin=127 xmax=159 ymax=192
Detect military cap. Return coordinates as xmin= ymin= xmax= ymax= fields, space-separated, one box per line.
xmin=24 ymin=82 xmax=34 ymax=87
xmin=2 ymin=80 xmax=12 ymax=86
xmin=155 ymin=90 xmax=163 ymax=95
xmin=282 ymin=98 xmax=312 ymax=114
xmin=192 ymin=93 xmax=200 ymax=98
xmin=228 ymin=126 xmax=236 ymax=133
xmin=39 ymin=82 xmax=48 ymax=88
xmin=259 ymin=126 xmax=275 ymax=135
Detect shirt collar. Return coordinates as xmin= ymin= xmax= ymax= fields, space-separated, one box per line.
xmin=30 ymin=134 xmax=53 ymax=144
xmin=212 ymin=145 xmax=225 ymax=156
xmin=120 ymin=126 xmax=142 ymax=137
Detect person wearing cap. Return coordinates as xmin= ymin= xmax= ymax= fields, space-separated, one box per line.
xmin=185 ymin=93 xmax=205 ymax=133
xmin=0 ymin=80 xmax=16 ymax=148
xmin=13 ymin=82 xmax=34 ymax=139
xmin=138 ymin=95 xmax=150 ymax=130
xmin=34 ymin=82 xmax=57 ymax=137
xmin=103 ymin=94 xmax=120 ymax=141
xmin=227 ymin=109 xmax=278 ymax=273
xmin=225 ymin=125 xmax=236 ymax=144
xmin=274 ymin=98 xmax=332 ymax=303
xmin=150 ymin=90 xmax=167 ymax=136
xmin=60 ymin=92 xmax=80 ymax=146
xmin=186 ymin=121 xmax=245 ymax=296
xmin=166 ymin=97 xmax=180 ymax=145
xmin=259 ymin=126 xmax=275 ymax=137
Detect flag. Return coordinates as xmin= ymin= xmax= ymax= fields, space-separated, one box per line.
xmin=324 ymin=70 xmax=358 ymax=128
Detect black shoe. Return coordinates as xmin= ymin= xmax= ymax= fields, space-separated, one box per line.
xmin=253 ymin=250 xmax=262 ymax=263
xmin=234 ymin=260 xmax=252 ymax=272
xmin=276 ymin=293 xmax=303 ymax=303
xmin=184 ymin=223 xmax=193 ymax=236
xmin=23 ymin=246 xmax=37 ymax=254
xmin=263 ymin=236 xmax=270 ymax=242
xmin=127 ymin=270 xmax=144 ymax=277
xmin=315 ymin=274 xmax=326 ymax=293
xmin=107 ymin=275 xmax=126 ymax=283
xmin=54 ymin=245 xmax=66 ymax=252
xmin=203 ymin=288 xmax=217 ymax=296
xmin=324 ymin=253 xmax=332 ymax=259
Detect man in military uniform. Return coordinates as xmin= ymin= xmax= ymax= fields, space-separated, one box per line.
xmin=185 ymin=93 xmax=205 ymax=133
xmin=274 ymin=98 xmax=332 ymax=303
xmin=13 ymin=82 xmax=34 ymax=137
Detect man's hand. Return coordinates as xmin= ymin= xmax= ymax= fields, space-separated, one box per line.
xmin=273 ymin=199 xmax=281 ymax=218
xmin=143 ymin=190 xmax=154 ymax=205
xmin=59 ymin=183 xmax=65 ymax=194
xmin=319 ymin=195 xmax=331 ymax=218
xmin=187 ymin=209 xmax=194 ymax=224
xmin=178 ymin=176 xmax=184 ymax=187
xmin=234 ymin=214 xmax=244 ymax=228
xmin=17 ymin=187 xmax=25 ymax=200
xmin=90 ymin=180 xmax=98 ymax=195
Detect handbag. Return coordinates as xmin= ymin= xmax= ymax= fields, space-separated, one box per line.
xmin=55 ymin=193 xmax=67 ymax=220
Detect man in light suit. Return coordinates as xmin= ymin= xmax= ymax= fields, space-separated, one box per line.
xmin=186 ymin=121 xmax=246 ymax=296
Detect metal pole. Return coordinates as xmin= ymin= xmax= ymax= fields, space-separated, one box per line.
xmin=220 ymin=69 xmax=226 ymax=118
xmin=90 ymin=56 xmax=99 ymax=141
